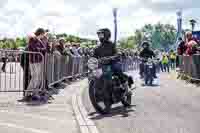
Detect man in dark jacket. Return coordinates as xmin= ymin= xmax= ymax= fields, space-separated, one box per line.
xmin=1 ymin=52 xmax=7 ymax=72
xmin=177 ymin=37 xmax=186 ymax=55
xmin=27 ymin=28 xmax=47 ymax=100
xmin=93 ymin=28 xmax=133 ymax=110
xmin=20 ymin=46 xmax=31 ymax=98
xmin=94 ymin=29 xmax=133 ymax=83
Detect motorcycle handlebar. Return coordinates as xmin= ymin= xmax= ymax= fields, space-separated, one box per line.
xmin=98 ymin=55 xmax=120 ymax=65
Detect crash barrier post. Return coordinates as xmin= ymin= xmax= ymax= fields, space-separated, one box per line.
xmin=178 ymin=54 xmax=200 ymax=81
xmin=0 ymin=49 xmax=45 ymax=97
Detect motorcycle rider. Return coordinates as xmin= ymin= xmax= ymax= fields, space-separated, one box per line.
xmin=93 ymin=28 xmax=133 ymax=110
xmin=93 ymin=28 xmax=133 ymax=86
xmin=139 ymin=41 xmax=157 ymax=78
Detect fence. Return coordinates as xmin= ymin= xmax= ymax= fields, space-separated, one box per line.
xmin=178 ymin=54 xmax=200 ymax=80
xmin=0 ymin=49 xmax=139 ymax=97
xmin=46 ymin=53 xmax=89 ymax=87
xmin=0 ymin=50 xmax=45 ymax=95
xmin=46 ymin=54 xmax=139 ymax=87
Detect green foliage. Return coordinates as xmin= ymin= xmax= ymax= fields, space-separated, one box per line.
xmin=119 ymin=23 xmax=177 ymax=50
xmin=118 ymin=36 xmax=136 ymax=49
xmin=0 ymin=33 xmax=97 ymax=49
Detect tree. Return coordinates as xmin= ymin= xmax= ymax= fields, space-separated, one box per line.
xmin=134 ymin=30 xmax=143 ymax=46
xmin=119 ymin=22 xmax=176 ymax=50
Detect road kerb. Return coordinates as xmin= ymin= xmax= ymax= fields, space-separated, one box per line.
xmin=77 ymin=95 xmax=95 ymax=126
xmin=72 ymin=81 xmax=100 ymax=133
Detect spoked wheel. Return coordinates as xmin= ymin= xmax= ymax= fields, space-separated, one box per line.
xmin=89 ymin=81 xmax=111 ymax=114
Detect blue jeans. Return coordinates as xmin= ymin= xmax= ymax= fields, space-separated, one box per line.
xmin=163 ymin=63 xmax=170 ymax=72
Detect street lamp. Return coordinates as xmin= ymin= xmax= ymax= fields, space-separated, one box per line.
xmin=190 ymin=19 xmax=197 ymax=32
xmin=113 ymin=8 xmax=118 ymax=45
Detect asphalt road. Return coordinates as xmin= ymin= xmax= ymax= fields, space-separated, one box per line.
xmin=0 ymin=80 xmax=87 ymax=133
xmin=82 ymin=71 xmax=200 ymax=133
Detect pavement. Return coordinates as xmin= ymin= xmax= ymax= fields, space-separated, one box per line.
xmin=82 ymin=71 xmax=200 ymax=133
xmin=0 ymin=79 xmax=87 ymax=133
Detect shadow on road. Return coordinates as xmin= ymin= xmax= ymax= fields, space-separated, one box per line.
xmin=88 ymin=105 xmax=136 ymax=120
xmin=141 ymin=84 xmax=160 ymax=87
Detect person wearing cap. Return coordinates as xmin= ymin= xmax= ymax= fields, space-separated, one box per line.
xmin=27 ymin=28 xmax=47 ymax=101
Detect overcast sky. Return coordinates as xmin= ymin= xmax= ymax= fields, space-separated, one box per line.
xmin=0 ymin=0 xmax=200 ymax=39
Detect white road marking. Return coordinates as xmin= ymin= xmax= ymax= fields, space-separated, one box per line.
xmin=0 ymin=110 xmax=66 ymax=124
xmin=0 ymin=122 xmax=51 ymax=133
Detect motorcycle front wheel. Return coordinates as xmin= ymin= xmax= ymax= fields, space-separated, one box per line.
xmin=121 ymin=91 xmax=132 ymax=107
xmin=89 ymin=80 xmax=111 ymax=114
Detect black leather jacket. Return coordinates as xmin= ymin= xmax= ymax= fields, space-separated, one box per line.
xmin=139 ymin=48 xmax=155 ymax=59
xmin=93 ymin=41 xmax=117 ymax=59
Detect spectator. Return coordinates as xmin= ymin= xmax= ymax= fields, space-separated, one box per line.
xmin=71 ymin=43 xmax=81 ymax=75
xmin=20 ymin=34 xmax=33 ymax=100
xmin=53 ymin=42 xmax=62 ymax=81
xmin=1 ymin=51 xmax=7 ymax=72
xmin=57 ymin=38 xmax=65 ymax=55
xmin=185 ymin=32 xmax=198 ymax=55
xmin=71 ymin=43 xmax=81 ymax=57
xmin=176 ymin=37 xmax=186 ymax=67
xmin=63 ymin=43 xmax=75 ymax=79
xmin=63 ymin=43 xmax=74 ymax=57
xmin=156 ymin=50 xmax=163 ymax=72
xmin=49 ymin=35 xmax=57 ymax=53
xmin=27 ymin=28 xmax=47 ymax=100
xmin=169 ymin=50 xmax=176 ymax=70
xmin=177 ymin=37 xmax=186 ymax=55
xmin=162 ymin=53 xmax=170 ymax=72
xmin=41 ymin=29 xmax=51 ymax=53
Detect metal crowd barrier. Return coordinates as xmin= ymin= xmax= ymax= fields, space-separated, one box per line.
xmin=0 ymin=50 xmax=45 ymax=96
xmin=178 ymin=54 xmax=200 ymax=80
xmin=46 ymin=53 xmax=89 ymax=87
xmin=121 ymin=56 xmax=139 ymax=72
xmin=0 ymin=49 xmax=139 ymax=98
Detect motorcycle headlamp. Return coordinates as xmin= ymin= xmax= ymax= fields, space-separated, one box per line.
xmin=87 ymin=57 xmax=98 ymax=70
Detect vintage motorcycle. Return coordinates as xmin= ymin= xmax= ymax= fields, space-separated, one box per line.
xmin=87 ymin=56 xmax=135 ymax=114
xmin=143 ymin=58 xmax=158 ymax=86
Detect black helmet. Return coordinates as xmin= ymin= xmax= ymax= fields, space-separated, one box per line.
xmin=97 ymin=28 xmax=111 ymax=41
xmin=142 ymin=41 xmax=150 ymax=48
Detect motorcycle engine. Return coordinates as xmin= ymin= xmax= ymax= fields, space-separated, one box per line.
xmin=112 ymin=76 xmax=124 ymax=100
